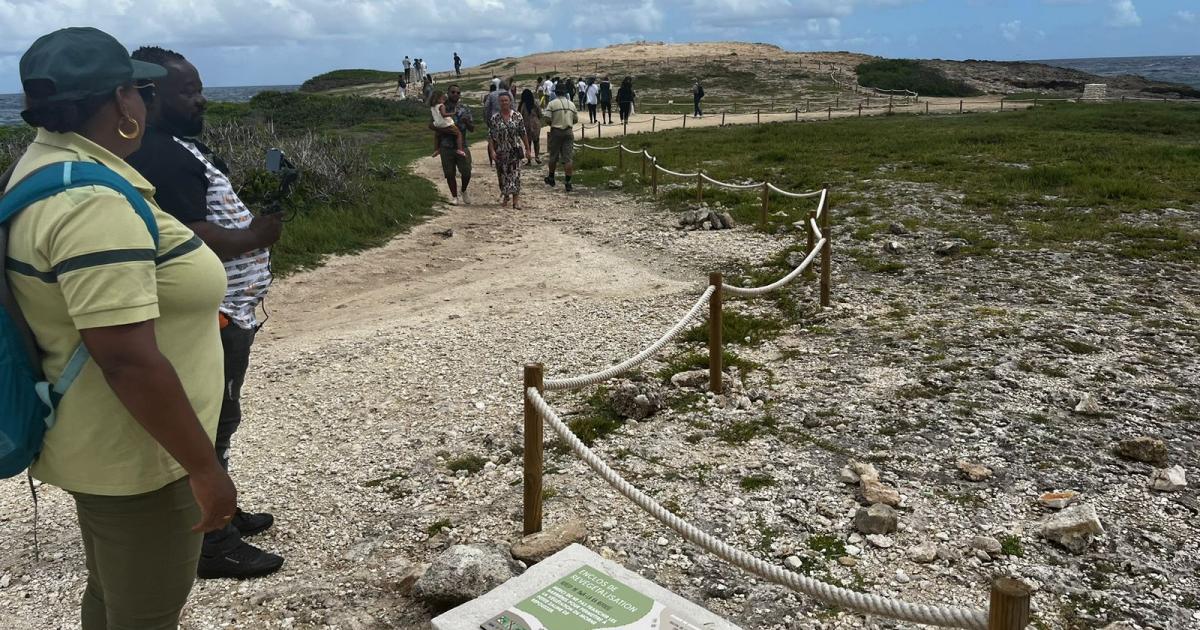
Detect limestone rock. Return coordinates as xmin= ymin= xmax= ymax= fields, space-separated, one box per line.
xmin=957 ymin=460 xmax=993 ymax=482
xmin=607 ymin=179 xmax=624 ymax=190
xmin=839 ymin=466 xmax=860 ymax=485
xmin=717 ymin=212 xmax=735 ymax=229
xmin=854 ymin=503 xmax=898 ymax=534
xmin=908 ymin=543 xmax=938 ymax=563
xmin=884 ymin=240 xmax=905 ymax=254
xmin=1039 ymin=490 xmax=1080 ymax=509
xmin=1038 ymin=504 xmax=1104 ymax=554
xmin=608 ymin=380 xmax=663 ymax=420
xmin=1115 ymin=436 xmax=1168 ymax=465
xmin=837 ymin=556 xmax=858 ymax=567
xmin=1074 ymin=393 xmax=1102 ymax=416
xmin=866 ymin=534 xmax=894 ymax=549
xmin=849 ymin=461 xmax=879 ymax=483
xmin=670 ymin=370 xmax=710 ymax=390
xmin=1150 ymin=465 xmax=1187 ymax=492
xmin=511 ymin=520 xmax=588 ymax=563
xmin=934 ymin=241 xmax=962 ymax=256
xmin=971 ymin=536 xmax=1002 ymax=557
xmin=412 ymin=544 xmax=523 ymax=609
xmin=861 ymin=480 xmax=901 ymax=507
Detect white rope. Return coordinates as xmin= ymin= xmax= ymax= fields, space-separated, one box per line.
xmin=810 ymin=217 xmax=824 ymax=241
xmin=621 ymin=145 xmax=642 ymax=154
xmin=578 ymin=143 xmax=621 ymax=151
xmin=768 ymin=183 xmax=824 ymax=199
xmin=544 ymin=286 xmax=715 ymax=391
xmin=723 ymin=238 xmax=825 ymax=297
xmin=655 ymin=164 xmax=699 ymax=178
xmin=526 ymin=389 xmax=989 ymax=629
xmin=700 ymin=173 xmax=764 ymax=190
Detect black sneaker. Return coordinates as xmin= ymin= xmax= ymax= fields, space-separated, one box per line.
xmin=197 ymin=542 xmax=284 ymax=579
xmin=544 ymin=175 xmax=556 ymax=187
xmin=231 ymin=508 xmax=274 ymax=537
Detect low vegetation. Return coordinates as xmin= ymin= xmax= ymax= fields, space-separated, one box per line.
xmin=854 ymin=59 xmax=981 ymax=97
xmin=575 ymin=102 xmax=1200 ymax=262
xmin=299 ymin=69 xmax=402 ymax=93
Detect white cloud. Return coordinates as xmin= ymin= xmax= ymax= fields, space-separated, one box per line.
xmin=1107 ymin=0 xmax=1141 ymax=27
xmin=1000 ymin=20 xmax=1021 ymax=42
xmin=1177 ymin=10 xmax=1197 ymax=23
xmin=573 ymin=0 xmax=663 ymax=33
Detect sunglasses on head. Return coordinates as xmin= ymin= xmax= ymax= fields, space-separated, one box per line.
xmin=134 ymin=82 xmax=157 ymax=104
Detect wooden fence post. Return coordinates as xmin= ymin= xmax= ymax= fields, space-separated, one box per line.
xmin=835 ymin=95 xmax=840 ymax=109
xmin=888 ymin=100 xmax=893 ymax=115
xmin=858 ymin=103 xmax=863 ymax=117
xmin=598 ymin=122 xmax=602 ymax=137
xmin=1000 ymin=100 xmax=1005 ymax=112
xmin=641 ymin=151 xmax=647 ymax=178
xmin=708 ymin=272 xmax=723 ymax=394
xmin=651 ymin=158 xmax=658 ymax=196
xmin=623 ymin=120 xmax=628 ymax=135
xmin=581 ymin=125 xmax=586 ymax=139
xmin=959 ymin=99 xmax=964 ymax=113
xmin=756 ymin=109 xmax=761 ymax=123
xmin=683 ymin=114 xmax=687 ymax=129
xmin=806 ymin=99 xmax=810 ymax=113
xmin=820 ymin=185 xmax=832 ymax=307
xmin=760 ymin=182 xmax=769 ymax=229
xmin=652 ymin=116 xmax=656 ymax=132
xmin=696 ymin=172 xmax=703 ymax=202
xmin=794 ymin=108 xmax=799 ymax=122
xmin=618 ymin=143 xmax=624 ymax=170
xmin=721 ymin=111 xmax=726 ymax=126
xmin=805 ymin=210 xmax=817 ymax=278
xmin=523 ymin=363 xmax=545 ymax=536
xmin=925 ymin=101 xmax=930 ymax=114
xmin=988 ymin=577 xmax=1032 ymax=629
xmin=828 ymin=107 xmax=832 ymax=120
xmin=866 ymin=96 xmax=870 ymax=108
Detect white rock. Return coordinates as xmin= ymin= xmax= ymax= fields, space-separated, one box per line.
xmin=850 ymin=461 xmax=879 ymax=483
xmin=845 ymin=544 xmax=863 ymax=556
xmin=908 ymin=543 xmax=938 ymax=563
xmin=1074 ymin=393 xmax=1101 ymax=415
xmin=895 ymin=570 xmax=911 ymax=584
xmin=784 ymin=556 xmax=804 ymax=571
xmin=657 ymin=537 xmax=669 ymax=547
xmin=1038 ymin=504 xmax=1104 ymax=554
xmin=839 ymin=466 xmax=860 ymax=484
xmin=1151 ymin=465 xmax=1187 ymax=492
xmin=866 ymin=534 xmax=895 ymax=549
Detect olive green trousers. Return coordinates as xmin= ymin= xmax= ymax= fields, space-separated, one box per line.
xmin=70 ymin=477 xmax=202 ymax=630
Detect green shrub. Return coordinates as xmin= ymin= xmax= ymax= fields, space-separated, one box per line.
xmin=855 ymin=59 xmax=982 ymax=97
xmin=300 ymin=69 xmax=402 ymax=93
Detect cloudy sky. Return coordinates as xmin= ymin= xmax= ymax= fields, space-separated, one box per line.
xmin=1 ymin=0 xmax=1195 ymax=91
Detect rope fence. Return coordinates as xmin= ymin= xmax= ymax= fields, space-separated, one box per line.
xmin=520 ymin=116 xmax=1039 ymax=625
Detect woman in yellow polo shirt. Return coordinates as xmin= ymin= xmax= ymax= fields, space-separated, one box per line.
xmin=6 ymin=28 xmax=236 ymax=629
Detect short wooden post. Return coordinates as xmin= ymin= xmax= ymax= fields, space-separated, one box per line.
xmin=1000 ymin=99 xmax=1005 ymax=112
xmin=858 ymin=103 xmax=863 ymax=117
xmin=652 ymin=116 xmax=656 ymax=132
xmin=708 ymin=272 xmax=723 ymax=394
xmin=959 ymin=99 xmax=964 ymax=113
xmin=651 ymin=158 xmax=658 ymax=196
xmin=641 ymin=151 xmax=647 ymax=178
xmin=683 ymin=114 xmax=687 ymax=129
xmin=756 ymin=109 xmax=761 ymax=123
xmin=820 ymin=185 xmax=832 ymax=307
xmin=805 ymin=98 xmax=810 ymax=113
xmin=888 ymin=100 xmax=893 ymax=115
xmin=618 ymin=143 xmax=624 ymax=170
xmin=925 ymin=101 xmax=930 ymax=114
xmin=805 ymin=210 xmax=816 ymax=277
xmin=721 ymin=111 xmax=726 ymax=126
xmin=696 ymin=172 xmax=703 ymax=201
xmin=835 ymin=95 xmax=840 ymax=108
xmin=794 ymin=108 xmax=799 ymax=121
xmin=760 ymin=182 xmax=769 ymax=228
xmin=827 ymin=107 xmax=832 ymax=120
xmin=522 ymin=363 xmax=545 ymax=536
xmin=988 ymin=577 xmax=1032 ymax=629
xmin=623 ymin=120 xmax=628 ymax=135
xmin=866 ymin=96 xmax=870 ymax=108
xmin=581 ymin=125 xmax=586 ymax=139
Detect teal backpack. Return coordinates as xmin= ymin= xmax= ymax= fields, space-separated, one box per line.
xmin=0 ymin=161 xmax=159 ymax=478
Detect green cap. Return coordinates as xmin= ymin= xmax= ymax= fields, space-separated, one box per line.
xmin=20 ymin=27 xmax=166 ymax=102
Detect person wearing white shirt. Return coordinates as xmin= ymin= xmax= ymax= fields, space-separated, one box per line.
xmin=585 ymin=80 xmax=600 ymax=124
xmin=576 ymin=78 xmax=587 ymax=108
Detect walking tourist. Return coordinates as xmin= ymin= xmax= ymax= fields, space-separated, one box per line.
xmin=544 ymin=83 xmax=578 ymax=192
xmin=489 ymin=92 xmax=528 ymax=209
xmin=693 ymin=80 xmax=705 ymax=117
xmin=422 ymin=74 xmax=435 ymax=103
xmin=6 ymin=27 xmax=235 ymax=628
xmin=428 ymin=90 xmax=467 ymax=159
xmin=518 ymin=88 xmax=543 ymax=165
xmin=403 ymin=55 xmax=412 ymax=82
xmin=431 ymin=84 xmax=475 ymax=205
xmin=617 ymin=76 xmax=636 ymax=124
xmin=453 ymin=52 xmax=462 ymax=77
xmin=576 ymin=77 xmax=587 ymax=109
xmin=586 ymin=78 xmax=600 ymax=124
xmin=491 ymin=75 xmax=501 ymax=89
xmin=420 ymin=58 xmax=429 ymax=81
xmin=128 ymin=45 xmax=286 ymax=580
xmin=599 ymin=76 xmax=613 ymax=124
xmin=541 ymin=76 xmax=555 ymax=106
xmin=397 ymin=75 xmax=407 ymax=98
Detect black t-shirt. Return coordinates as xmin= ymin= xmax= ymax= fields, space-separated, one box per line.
xmin=126 ymin=127 xmax=209 ymax=224
xmin=599 ymin=82 xmax=612 ymax=103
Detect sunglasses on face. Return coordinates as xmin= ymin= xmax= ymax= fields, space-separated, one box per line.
xmin=134 ymin=82 xmax=157 ymax=104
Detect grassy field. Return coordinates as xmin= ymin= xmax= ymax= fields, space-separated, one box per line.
xmin=573 ymin=102 xmax=1200 ymax=262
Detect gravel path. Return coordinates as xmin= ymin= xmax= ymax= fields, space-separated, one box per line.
xmin=2 ymin=118 xmax=1197 ymax=630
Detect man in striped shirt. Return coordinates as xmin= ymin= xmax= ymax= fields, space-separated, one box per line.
xmin=127 ymin=46 xmax=285 ymax=580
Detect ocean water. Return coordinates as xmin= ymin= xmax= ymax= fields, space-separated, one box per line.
xmin=0 ymin=84 xmax=298 ymax=127
xmin=1034 ymin=55 xmax=1199 ymax=89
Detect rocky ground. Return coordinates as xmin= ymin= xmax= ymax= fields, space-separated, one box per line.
xmin=1 ymin=113 xmax=1198 ymax=630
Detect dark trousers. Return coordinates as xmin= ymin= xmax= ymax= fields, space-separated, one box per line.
xmin=202 ymin=323 xmax=257 ymax=555
xmin=587 ymin=104 xmax=597 ymax=123
xmin=600 ymin=101 xmax=612 ymax=123
xmin=618 ymin=102 xmax=631 ymax=122
xmin=694 ymin=97 xmax=702 ymax=117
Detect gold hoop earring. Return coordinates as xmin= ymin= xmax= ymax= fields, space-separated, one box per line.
xmin=117 ymin=116 xmax=140 ymax=140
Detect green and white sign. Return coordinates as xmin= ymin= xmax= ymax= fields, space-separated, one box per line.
xmin=482 ymin=565 xmax=703 ymax=630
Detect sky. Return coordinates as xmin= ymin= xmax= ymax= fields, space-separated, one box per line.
xmin=0 ymin=0 xmax=1196 ymax=91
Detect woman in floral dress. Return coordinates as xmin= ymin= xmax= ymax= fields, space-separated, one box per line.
xmin=488 ymin=91 xmax=530 ymax=209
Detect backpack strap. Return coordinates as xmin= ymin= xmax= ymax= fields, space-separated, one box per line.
xmin=1 ymin=161 xmax=161 ymax=423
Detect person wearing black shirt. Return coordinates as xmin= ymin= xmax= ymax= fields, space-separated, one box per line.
xmin=453 ymin=52 xmax=462 ymax=77
xmin=617 ymin=76 xmax=636 ymax=124
xmin=126 ymin=46 xmax=286 ymax=581
xmin=599 ymin=77 xmax=613 ymax=124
